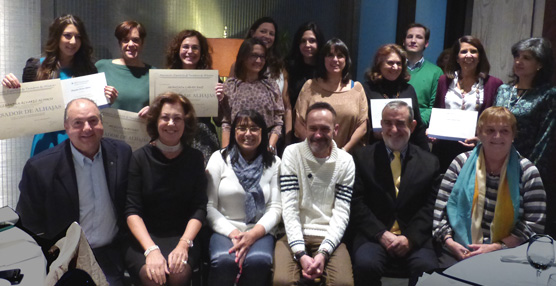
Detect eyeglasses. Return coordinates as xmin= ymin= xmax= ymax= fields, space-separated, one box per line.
xmin=235 ymin=126 xmax=261 ymax=134
xmin=249 ymin=53 xmax=265 ymax=61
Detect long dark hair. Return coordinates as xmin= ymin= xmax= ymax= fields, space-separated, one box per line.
xmin=286 ymin=21 xmax=325 ymax=68
xmin=246 ymin=17 xmax=283 ymax=79
xmin=234 ymin=38 xmax=268 ymax=81
xmin=316 ymin=38 xmax=352 ymax=84
xmin=37 ymin=14 xmax=96 ymax=80
xmin=166 ymin=29 xmax=212 ymax=69
xmin=222 ymin=110 xmax=275 ymax=168
xmin=445 ymin=35 xmax=490 ymax=80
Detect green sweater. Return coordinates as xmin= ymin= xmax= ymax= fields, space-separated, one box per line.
xmin=408 ymin=59 xmax=443 ymax=126
xmin=95 ymin=59 xmax=153 ymax=112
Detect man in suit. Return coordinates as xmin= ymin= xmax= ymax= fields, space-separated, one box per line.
xmin=349 ymin=101 xmax=440 ymax=286
xmin=17 ymin=98 xmax=132 ymax=286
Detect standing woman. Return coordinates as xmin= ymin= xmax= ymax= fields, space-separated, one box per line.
xmin=165 ymin=29 xmax=221 ymax=163
xmin=433 ymin=36 xmax=503 ymax=172
xmin=295 ymin=38 xmax=368 ymax=152
xmin=221 ymin=38 xmax=284 ymax=152
xmin=363 ymin=44 xmax=429 ymax=151
xmin=2 ymin=14 xmax=115 ymax=156
xmin=494 ymin=38 xmax=556 ymax=237
xmin=125 ymin=92 xmax=208 ymax=286
xmin=206 ymin=110 xmax=281 ymax=286
xmin=231 ymin=17 xmax=292 ymax=148
xmin=285 ymin=22 xmax=325 ymax=142
xmin=96 ymin=20 xmax=153 ymax=113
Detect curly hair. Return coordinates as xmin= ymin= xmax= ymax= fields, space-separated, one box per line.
xmin=166 ymin=29 xmax=212 ymax=69
xmin=365 ymin=44 xmax=410 ymax=84
xmin=146 ymin=92 xmax=197 ymax=145
xmin=37 ymin=14 xmax=96 ymax=80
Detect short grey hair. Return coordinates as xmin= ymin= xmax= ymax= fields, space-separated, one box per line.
xmin=382 ymin=100 xmax=414 ymax=124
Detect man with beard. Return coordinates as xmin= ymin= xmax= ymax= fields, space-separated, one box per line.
xmin=274 ymin=102 xmax=355 ymax=286
xmin=349 ymin=101 xmax=440 ymax=285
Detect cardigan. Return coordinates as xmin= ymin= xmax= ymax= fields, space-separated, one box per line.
xmin=280 ymin=140 xmax=354 ymax=254
xmin=205 ymin=150 xmax=281 ymax=236
xmin=435 ymin=74 xmax=503 ymax=115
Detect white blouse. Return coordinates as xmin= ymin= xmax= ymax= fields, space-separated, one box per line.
xmin=445 ymin=72 xmax=484 ymax=111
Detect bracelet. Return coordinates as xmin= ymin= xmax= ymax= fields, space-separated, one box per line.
xmin=497 ymin=241 xmax=508 ymax=250
xmin=144 ymin=245 xmax=160 ymax=257
xmin=443 ymin=236 xmax=453 ymax=244
xmin=317 ymin=249 xmax=330 ymax=262
xmin=179 ymin=238 xmax=194 ymax=248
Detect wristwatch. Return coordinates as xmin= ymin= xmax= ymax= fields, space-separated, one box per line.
xmin=180 ymin=238 xmax=194 ymax=248
xmin=293 ymin=251 xmax=307 ymax=262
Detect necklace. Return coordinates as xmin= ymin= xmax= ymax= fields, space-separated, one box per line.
xmin=382 ymin=91 xmax=400 ymax=99
xmin=153 ymin=139 xmax=182 ymax=153
xmin=507 ymin=85 xmax=529 ymax=110
xmin=456 ymin=79 xmax=480 ymax=110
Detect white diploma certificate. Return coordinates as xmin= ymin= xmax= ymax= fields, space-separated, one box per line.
xmin=101 ymin=108 xmax=150 ymax=151
xmin=370 ymin=98 xmax=412 ymax=131
xmin=61 ymin=72 xmax=109 ymax=107
xmin=0 ymin=79 xmax=65 ymax=139
xmin=428 ymin=108 xmax=478 ymax=141
xmin=149 ymin=69 xmax=218 ymax=117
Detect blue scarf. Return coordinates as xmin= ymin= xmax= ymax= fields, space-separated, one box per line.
xmin=446 ymin=144 xmax=521 ymax=246
xmin=230 ymin=146 xmax=265 ymax=224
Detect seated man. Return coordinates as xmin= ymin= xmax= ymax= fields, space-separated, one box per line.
xmin=350 ymin=101 xmax=440 ymax=285
xmin=16 ymin=98 xmax=132 ymax=286
xmin=274 ymin=102 xmax=354 ymax=286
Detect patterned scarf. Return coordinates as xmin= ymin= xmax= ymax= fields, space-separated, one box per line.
xmin=230 ymin=146 xmax=265 ymax=224
xmin=447 ymin=144 xmax=521 ymax=246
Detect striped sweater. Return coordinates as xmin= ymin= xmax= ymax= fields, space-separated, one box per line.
xmin=433 ymin=151 xmax=546 ymax=244
xmin=280 ymin=140 xmax=354 ymax=254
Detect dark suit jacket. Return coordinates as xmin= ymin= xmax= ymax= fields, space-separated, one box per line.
xmin=350 ymin=141 xmax=441 ymax=249
xmin=16 ymin=138 xmax=132 ymax=241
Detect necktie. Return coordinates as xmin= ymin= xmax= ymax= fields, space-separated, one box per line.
xmin=390 ymin=151 xmax=402 ymax=235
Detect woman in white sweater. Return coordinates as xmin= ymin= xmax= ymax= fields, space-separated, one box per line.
xmin=205 ymin=109 xmax=281 ymax=286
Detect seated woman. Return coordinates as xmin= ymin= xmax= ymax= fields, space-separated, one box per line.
xmin=294 ymin=38 xmax=368 ymax=153
xmin=205 ymin=109 xmax=281 ymax=286
xmin=362 ymin=44 xmax=429 ymax=151
xmin=125 ymin=92 xmax=208 ymax=286
xmin=221 ymin=38 xmax=285 ymax=152
xmin=432 ymin=106 xmax=546 ymax=267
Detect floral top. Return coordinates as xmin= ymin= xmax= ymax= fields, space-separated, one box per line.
xmin=222 ymin=77 xmax=284 ymax=136
xmin=494 ymin=83 xmax=556 ymax=189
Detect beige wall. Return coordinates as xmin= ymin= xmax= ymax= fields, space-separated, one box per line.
xmin=471 ymin=0 xmax=545 ymax=82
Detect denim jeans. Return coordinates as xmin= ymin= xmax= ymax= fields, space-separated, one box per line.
xmin=208 ymin=233 xmax=275 ymax=286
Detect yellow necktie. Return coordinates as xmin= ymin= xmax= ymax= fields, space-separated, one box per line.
xmin=390 ymin=151 xmax=402 ymax=234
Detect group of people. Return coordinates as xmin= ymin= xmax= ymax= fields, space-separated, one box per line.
xmin=2 ymin=13 xmax=555 ymax=286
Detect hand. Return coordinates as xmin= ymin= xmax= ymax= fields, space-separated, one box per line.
xmin=465 ymin=243 xmax=501 ymax=258
xmin=299 ymin=255 xmax=316 ymax=279
xmin=104 ymin=86 xmax=118 ymax=104
xmin=229 ymin=231 xmax=258 ymax=268
xmin=2 ymin=73 xmax=21 ymax=88
xmin=215 ymin=83 xmax=224 ymax=101
xmin=138 ymin=106 xmax=150 ymax=118
xmin=387 ymin=235 xmax=411 ymax=257
xmin=445 ymin=238 xmax=470 ymax=261
xmin=379 ymin=231 xmax=397 ymax=249
xmin=306 ymin=253 xmax=326 ymax=279
xmin=145 ymin=249 xmax=169 ymax=285
xmin=167 ymin=242 xmax=189 ymax=274
xmin=426 ymin=128 xmax=438 ymax=143
xmin=459 ymin=137 xmax=478 ymax=148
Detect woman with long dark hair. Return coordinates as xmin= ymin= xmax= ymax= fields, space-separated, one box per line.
xmin=206 ymin=109 xmax=280 ymax=286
